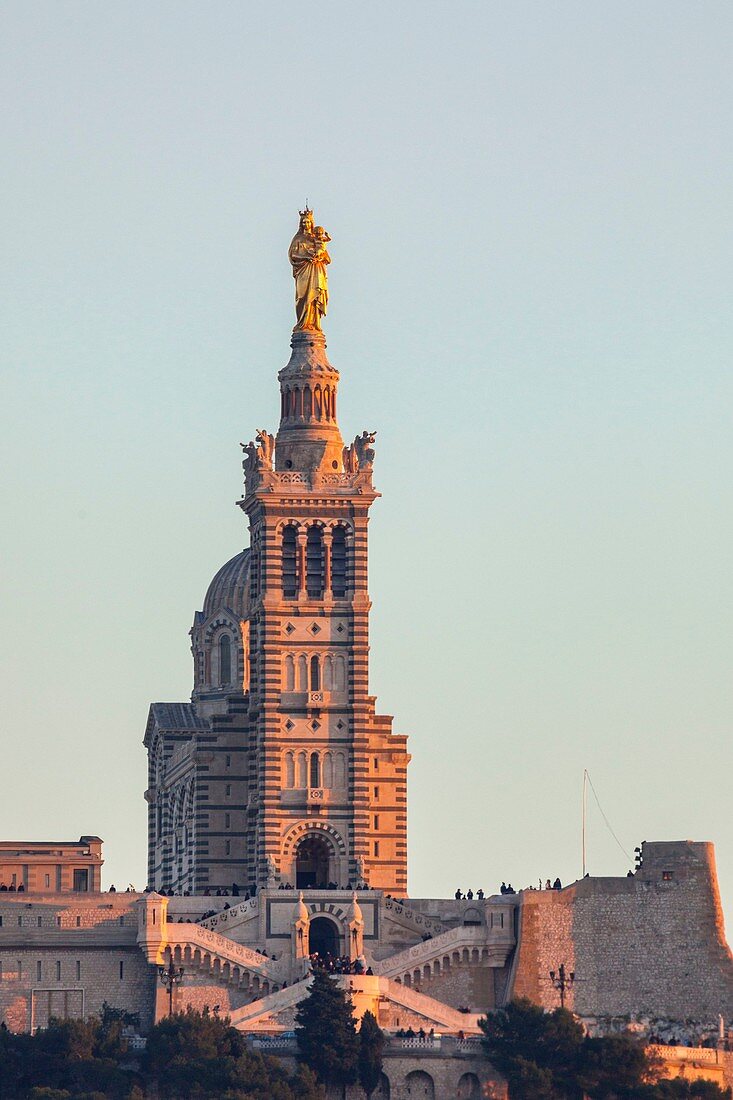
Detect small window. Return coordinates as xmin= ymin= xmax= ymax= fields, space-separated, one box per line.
xmin=17 ymin=960 xmax=22 ymax=978
xmin=225 ymin=840 xmax=231 ymax=856
xmin=310 ymin=752 xmax=320 ymax=788
xmin=37 ymin=961 xmax=42 ymax=981
xmin=310 ymin=655 xmax=320 ymax=691
xmin=373 ymin=758 xmax=379 ymax=770
xmin=37 ymin=916 xmax=42 ymax=928
xmin=225 ymin=784 xmax=231 ymax=797
xmin=76 ymin=916 xmax=81 ymax=927
xmin=55 ymin=960 xmax=61 ymax=982
xmin=119 ymin=960 xmax=124 ymax=980
xmin=374 ymin=841 xmax=380 ymax=857
xmin=17 ymin=916 xmax=22 ymax=928
xmin=73 ymin=869 xmax=89 ymax=893
xmin=56 ymin=916 xmax=61 ymax=927
xmin=662 ymin=871 xmax=674 ymax=882
xmin=219 ymin=634 xmax=232 ymax=686
xmin=374 ymin=815 xmax=380 ymax=830
xmin=76 ymin=960 xmax=81 ymax=981
xmin=44 ymin=874 xmax=50 ymax=888
xmin=225 ymin=754 xmax=231 ymax=768
xmin=225 ymin=812 xmax=231 ymax=828
xmin=119 ymin=916 xmax=125 ymax=927
xmin=374 ymin=786 xmax=379 ymax=800
xmin=0 ymin=916 xmax=3 ymax=927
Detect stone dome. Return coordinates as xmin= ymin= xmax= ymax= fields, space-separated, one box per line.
xmin=202 ymin=549 xmax=251 ymax=620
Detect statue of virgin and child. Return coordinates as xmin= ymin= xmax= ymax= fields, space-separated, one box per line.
xmin=288 ymin=207 xmax=331 ymax=331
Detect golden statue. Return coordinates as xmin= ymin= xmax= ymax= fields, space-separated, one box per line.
xmin=289 ymin=207 xmax=331 ymax=331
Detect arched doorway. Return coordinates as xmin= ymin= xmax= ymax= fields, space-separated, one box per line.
xmin=374 ymin=1072 xmax=391 ymax=1098
xmin=309 ymin=916 xmax=340 ymax=959
xmin=296 ymin=833 xmax=331 ymax=888
xmin=457 ymin=1073 xmax=482 ymax=1098
xmin=406 ymin=1071 xmax=435 ymax=1098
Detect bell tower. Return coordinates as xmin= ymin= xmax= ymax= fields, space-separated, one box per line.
xmin=238 ymin=215 xmax=409 ymax=893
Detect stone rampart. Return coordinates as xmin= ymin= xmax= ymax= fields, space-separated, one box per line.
xmin=510 ymin=841 xmax=733 ymax=1024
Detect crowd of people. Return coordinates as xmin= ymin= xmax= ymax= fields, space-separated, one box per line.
xmin=309 ymin=951 xmax=374 ymax=976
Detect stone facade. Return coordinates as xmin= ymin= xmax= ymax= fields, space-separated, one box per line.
xmin=0 ymin=837 xmax=103 ymax=894
xmin=145 ymin=327 xmax=409 ymax=897
xmin=0 ymin=893 xmax=154 ymax=1033
xmin=509 ymin=841 xmax=733 ymax=1028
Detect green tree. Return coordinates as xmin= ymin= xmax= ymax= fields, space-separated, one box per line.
xmin=357 ymin=1011 xmax=384 ymax=1098
xmin=480 ymin=998 xmax=584 ymax=1099
xmin=479 ymin=999 xmax=731 ymax=1100
xmin=295 ymin=970 xmax=359 ymax=1090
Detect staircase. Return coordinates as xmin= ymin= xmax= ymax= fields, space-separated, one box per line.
xmin=381 ymin=897 xmax=447 ymax=938
xmin=197 ymin=896 xmax=259 ymax=937
xmin=372 ymin=923 xmax=510 ymax=982
xmin=138 ymin=918 xmax=286 ymax=993
xmin=227 ymin=973 xmax=483 ymax=1035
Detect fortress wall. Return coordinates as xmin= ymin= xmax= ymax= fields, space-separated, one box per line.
xmin=0 ymin=893 xmax=156 ymax=1032
xmin=510 ymin=841 xmax=733 ymax=1023
xmin=0 ymin=947 xmax=155 ymax=1032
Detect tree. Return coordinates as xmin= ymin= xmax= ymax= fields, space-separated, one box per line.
xmin=479 ymin=999 xmax=731 ymax=1100
xmin=480 ymin=998 xmax=584 ymax=1099
xmin=295 ymin=970 xmax=359 ymax=1090
xmin=357 ymin=1011 xmax=384 ymax=1098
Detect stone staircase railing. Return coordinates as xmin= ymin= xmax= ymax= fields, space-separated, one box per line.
xmin=382 ymin=897 xmax=446 ymax=938
xmin=197 ymin=896 xmax=259 ymax=935
xmin=372 ymin=923 xmax=496 ymax=981
xmin=384 ymin=977 xmax=483 ymax=1033
xmin=229 ymin=976 xmax=312 ymax=1029
xmin=140 ymin=921 xmax=285 ymax=988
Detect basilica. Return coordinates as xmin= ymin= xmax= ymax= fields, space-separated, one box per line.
xmin=1 ymin=212 xmax=732 ymax=1097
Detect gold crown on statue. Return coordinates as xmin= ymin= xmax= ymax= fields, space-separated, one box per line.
xmin=299 ymin=203 xmax=313 ymax=219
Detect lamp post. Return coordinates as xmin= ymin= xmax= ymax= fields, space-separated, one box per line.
xmin=158 ymin=959 xmax=185 ymax=1016
xmin=548 ymin=963 xmax=575 ymax=1009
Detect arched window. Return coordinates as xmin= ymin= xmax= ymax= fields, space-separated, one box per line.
xmin=322 ymin=751 xmax=333 ymax=789
xmin=296 ymin=751 xmax=307 ymax=788
xmin=282 ymin=526 xmax=297 ymax=598
xmin=335 ymin=655 xmax=346 ymax=691
xmin=323 ymin=655 xmax=333 ymax=691
xmin=304 ymin=385 xmax=312 ymax=419
xmin=284 ymin=752 xmax=295 ymax=789
xmin=334 ymin=752 xmax=346 ymax=787
xmin=219 ymin=635 xmax=232 ymax=685
xmin=298 ymin=654 xmax=308 ymax=691
xmin=323 ymin=386 xmax=331 ymax=420
xmin=310 ymin=751 xmax=320 ymax=788
xmin=314 ymin=385 xmax=322 ymax=420
xmin=331 ymin=526 xmax=347 ymax=597
xmin=284 ymin=654 xmax=295 ymax=691
xmin=310 ymin=655 xmax=320 ymax=691
xmin=306 ymin=526 xmax=323 ymax=599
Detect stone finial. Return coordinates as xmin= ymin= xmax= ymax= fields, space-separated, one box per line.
xmin=347 ymin=891 xmax=363 ymax=924
xmin=293 ymin=890 xmax=310 ymax=923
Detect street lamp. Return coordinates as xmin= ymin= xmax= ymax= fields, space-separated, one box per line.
xmin=548 ymin=963 xmax=575 ymax=1009
xmin=158 ymin=959 xmax=185 ymax=1016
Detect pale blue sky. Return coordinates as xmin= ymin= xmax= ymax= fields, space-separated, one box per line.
xmin=1 ymin=2 xmax=731 ymax=927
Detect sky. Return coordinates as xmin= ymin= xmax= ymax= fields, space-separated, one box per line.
xmin=1 ymin=2 xmax=731 ymax=929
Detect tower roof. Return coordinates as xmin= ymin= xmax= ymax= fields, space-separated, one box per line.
xmin=202 ymin=549 xmax=251 ymax=620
